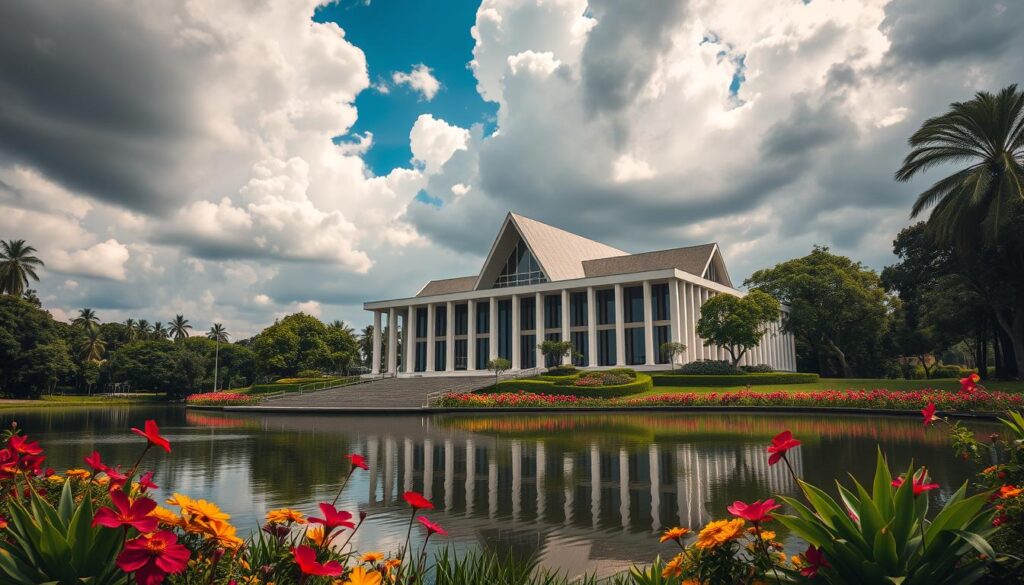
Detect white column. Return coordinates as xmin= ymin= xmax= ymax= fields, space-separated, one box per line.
xmin=590 ymin=444 xmax=601 ymax=529
xmin=403 ymin=438 xmax=413 ymax=492
xmin=642 ymin=280 xmax=655 ymax=366
xmin=444 ymin=439 xmax=454 ymax=511
xmin=488 ymin=453 xmax=498 ymax=519
xmin=535 ymin=292 xmax=545 ymax=368
xmin=511 ymin=294 xmax=521 ymax=370
xmin=371 ymin=311 xmax=382 ymax=374
xmin=387 ymin=308 xmax=398 ymax=374
xmin=587 ymin=286 xmax=598 ymax=367
xmin=697 ymin=287 xmax=708 ymax=360
xmin=426 ymin=303 xmax=435 ymax=373
xmin=561 ymin=289 xmax=571 ymax=365
xmin=406 ymin=306 xmax=415 ymax=372
xmin=563 ymin=455 xmax=574 ymax=525
xmin=688 ymin=283 xmax=699 ymax=361
xmin=536 ymin=442 xmax=546 ymax=517
xmin=488 ymin=297 xmax=498 ymax=361
xmin=446 ymin=301 xmax=454 ymax=372
xmin=465 ymin=439 xmax=476 ymax=514
xmin=650 ymin=444 xmax=661 ymax=531
xmin=423 ymin=438 xmax=434 ymax=500
xmin=619 ymin=447 xmax=630 ymax=528
xmin=368 ymin=436 xmax=379 ymax=503
xmin=467 ymin=299 xmax=477 ymax=371
xmin=669 ymin=281 xmax=681 ymax=363
xmin=614 ymin=283 xmax=626 ymax=366
xmin=511 ymin=440 xmax=522 ymax=521
xmin=768 ymin=322 xmax=776 ymax=369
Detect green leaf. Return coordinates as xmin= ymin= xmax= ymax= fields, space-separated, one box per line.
xmin=57 ymin=480 xmax=75 ymax=526
xmin=949 ymin=530 xmax=996 ymax=560
xmin=924 ymin=488 xmax=991 ymax=550
xmin=0 ymin=547 xmax=41 ymax=584
xmin=873 ymin=448 xmax=894 ymax=517
xmin=872 ymin=526 xmax=899 ymax=574
xmin=800 ymin=480 xmax=871 ymax=555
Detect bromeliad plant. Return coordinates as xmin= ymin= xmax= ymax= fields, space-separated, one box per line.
xmin=775 ymin=449 xmax=1000 ymax=584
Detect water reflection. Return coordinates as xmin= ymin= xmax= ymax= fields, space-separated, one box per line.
xmin=0 ymin=407 xmax=996 ymax=578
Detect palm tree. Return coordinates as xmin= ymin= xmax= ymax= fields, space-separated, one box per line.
xmin=136 ymin=319 xmax=152 ymax=340
xmin=124 ymin=318 xmax=138 ymax=342
xmin=73 ymin=308 xmax=100 ymax=333
xmin=78 ymin=328 xmax=106 ymax=362
xmin=152 ymin=321 xmax=168 ymax=340
xmin=0 ymin=240 xmax=44 ymax=297
xmin=170 ymin=314 xmax=192 ymax=341
xmin=207 ymin=324 xmax=229 ymax=391
xmin=329 ymin=320 xmax=355 ymax=335
xmin=896 ymin=84 xmax=1024 ymax=249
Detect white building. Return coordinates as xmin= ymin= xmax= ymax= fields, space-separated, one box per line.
xmin=364 ymin=212 xmax=796 ymax=376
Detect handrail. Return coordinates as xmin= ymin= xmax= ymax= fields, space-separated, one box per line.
xmin=259 ymin=376 xmax=368 ymax=402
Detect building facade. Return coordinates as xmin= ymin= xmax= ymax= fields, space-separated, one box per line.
xmin=364 ymin=212 xmax=796 ymax=376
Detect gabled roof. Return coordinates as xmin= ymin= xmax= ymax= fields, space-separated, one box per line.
xmin=416 ymin=275 xmax=477 ymax=297
xmin=582 ymin=243 xmax=732 ymax=286
xmin=474 ymin=212 xmax=628 ymax=289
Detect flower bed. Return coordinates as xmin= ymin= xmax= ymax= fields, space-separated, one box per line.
xmin=185 ymin=392 xmax=260 ymax=406
xmin=652 ymin=372 xmax=820 ymax=386
xmin=433 ymin=387 xmax=1024 ymax=413
xmin=493 ymin=371 xmax=653 ymax=397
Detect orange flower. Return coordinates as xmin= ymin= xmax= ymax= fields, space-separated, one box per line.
xmin=659 ymin=526 xmax=691 ymax=543
xmin=695 ymin=519 xmax=745 ymax=549
xmin=306 ymin=525 xmax=326 ymax=546
xmin=266 ymin=508 xmax=307 ymax=525
xmin=341 ymin=566 xmax=382 ymax=585
xmin=999 ymin=485 xmax=1023 ymax=499
xmin=65 ymin=468 xmax=91 ymax=481
xmin=661 ymin=554 xmax=684 ymax=578
xmin=360 ymin=552 xmax=385 ymax=564
xmin=982 ymin=465 xmax=998 ymax=474
xmin=151 ymin=506 xmax=184 ymax=528
xmin=202 ymin=520 xmax=244 ymax=550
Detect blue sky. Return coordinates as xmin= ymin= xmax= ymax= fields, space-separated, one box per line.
xmin=316 ymin=0 xmax=497 ymax=176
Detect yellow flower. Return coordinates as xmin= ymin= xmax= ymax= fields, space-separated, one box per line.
xmin=383 ymin=559 xmax=401 ymax=576
xmin=659 ymin=526 xmax=691 ymax=543
xmin=166 ymin=493 xmax=196 ymax=509
xmin=661 ymin=554 xmax=684 ymax=578
xmin=695 ymin=518 xmax=745 ymax=549
xmin=360 ymin=552 xmax=385 ymax=564
xmin=65 ymin=469 xmax=91 ymax=481
xmin=181 ymin=498 xmax=231 ymax=529
xmin=306 ymin=525 xmax=325 ymax=546
xmin=151 ymin=506 xmax=183 ymax=528
xmin=47 ymin=475 xmax=65 ymax=483
xmin=999 ymin=485 xmax=1023 ymax=499
xmin=791 ymin=555 xmax=804 ymax=567
xmin=266 ymin=508 xmax=307 ymax=525
xmin=746 ymin=527 xmax=775 ymax=540
xmin=95 ymin=476 xmax=110 ymax=487
xmin=199 ymin=520 xmax=244 ymax=550
xmin=342 ymin=567 xmax=382 ymax=585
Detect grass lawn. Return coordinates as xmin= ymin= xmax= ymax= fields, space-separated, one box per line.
xmin=632 ymin=377 xmax=1024 ymax=397
xmin=0 ymin=394 xmax=167 ymax=409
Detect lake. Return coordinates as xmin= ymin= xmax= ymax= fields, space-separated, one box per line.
xmin=0 ymin=406 xmax=997 ymax=578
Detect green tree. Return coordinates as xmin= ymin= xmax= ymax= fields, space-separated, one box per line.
xmin=537 ymin=339 xmax=574 ymax=370
xmin=207 ymin=323 xmax=229 ymax=391
xmin=696 ymin=291 xmax=780 ymax=367
xmin=78 ymin=328 xmax=107 ymax=362
xmin=251 ymin=313 xmax=359 ymax=377
xmin=170 ymin=314 xmax=192 ymax=341
xmin=72 ymin=308 xmax=100 ymax=334
xmin=107 ymin=340 xmax=207 ymax=396
xmin=0 ymin=296 xmax=73 ymax=398
xmin=896 ymin=84 xmax=1024 ymax=249
xmin=136 ymin=319 xmax=152 ymax=340
xmin=745 ymin=247 xmax=891 ymax=377
xmin=358 ymin=325 xmax=375 ymax=369
xmin=82 ymin=360 xmax=101 ymax=395
xmin=659 ymin=341 xmax=687 ymax=372
xmin=329 ymin=319 xmax=355 ymax=336
xmin=0 ymin=240 xmax=44 ymax=297
xmin=22 ymin=339 xmax=76 ymax=395
xmin=124 ymin=318 xmax=138 ymax=342
xmin=152 ymin=321 xmax=168 ymax=340
xmin=487 ymin=357 xmax=511 ymax=386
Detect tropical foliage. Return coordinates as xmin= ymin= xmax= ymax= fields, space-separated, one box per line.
xmin=0 ymin=239 xmax=43 ymax=297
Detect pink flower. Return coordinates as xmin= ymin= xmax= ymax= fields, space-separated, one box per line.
xmin=291 ymin=545 xmax=343 ymax=576
xmin=93 ymin=489 xmax=158 ymax=533
xmin=117 ymin=531 xmax=190 ymax=585
xmin=921 ymin=402 xmax=939 ymax=426
xmin=767 ymin=430 xmax=801 ymax=466
xmin=800 ymin=545 xmax=831 ymax=577
xmin=417 ymin=516 xmax=448 ymax=536
xmin=346 ymin=453 xmax=368 ymax=470
xmin=727 ymin=499 xmax=781 ymax=523
xmin=308 ymin=503 xmax=355 ymax=532
xmin=892 ymin=468 xmax=940 ymax=497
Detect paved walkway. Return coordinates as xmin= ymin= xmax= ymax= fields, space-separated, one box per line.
xmin=252 ymin=376 xmax=494 ymax=410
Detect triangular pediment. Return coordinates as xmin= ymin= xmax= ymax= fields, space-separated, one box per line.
xmin=701 ymin=244 xmax=733 ymax=287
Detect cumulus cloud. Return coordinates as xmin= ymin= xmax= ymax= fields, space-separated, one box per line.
xmin=48 ymin=239 xmax=131 ymax=281
xmin=392 ymin=64 xmax=442 ymax=100
xmin=409 ymin=114 xmax=471 ymax=173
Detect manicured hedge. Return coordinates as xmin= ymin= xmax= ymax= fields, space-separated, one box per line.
xmin=651 ymin=372 xmax=820 ymax=387
xmin=494 ymin=373 xmax=653 ymax=397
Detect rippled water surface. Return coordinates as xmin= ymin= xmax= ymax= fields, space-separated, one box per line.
xmin=1 ymin=406 xmax=997 ymax=577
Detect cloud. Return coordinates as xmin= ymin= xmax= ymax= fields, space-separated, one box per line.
xmin=392 ymin=64 xmax=441 ymax=100
xmin=409 ymin=114 xmax=471 ymax=173
xmin=48 ymin=239 xmax=131 ymax=281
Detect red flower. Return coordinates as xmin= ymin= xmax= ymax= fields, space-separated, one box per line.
xmin=117 ymin=530 xmax=190 ymax=585
xmin=8 ymin=435 xmax=43 ymax=456
xmin=767 ymin=430 xmax=801 ymax=466
xmin=85 ymin=451 xmax=109 ymax=473
xmin=800 ymin=545 xmax=831 ymax=577
xmin=417 ymin=516 xmax=448 ymax=536
xmin=892 ymin=468 xmax=940 ymax=497
xmin=727 ymin=499 xmax=781 ymax=523
xmin=106 ymin=466 xmax=129 ymax=489
xmin=309 ymin=503 xmax=354 ymax=531
xmin=0 ymin=515 xmax=7 ymax=529
xmin=403 ymin=491 xmax=434 ymax=510
xmin=346 ymin=453 xmax=368 ymax=470
xmin=921 ymin=402 xmax=939 ymax=426
xmin=291 ymin=545 xmax=343 ymax=576
xmin=131 ymin=420 xmax=171 ymax=453
xmin=93 ymin=489 xmax=158 ymax=533
xmin=138 ymin=471 xmax=159 ymax=491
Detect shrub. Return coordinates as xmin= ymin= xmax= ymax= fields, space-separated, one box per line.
xmin=652 ymin=372 xmax=820 ymax=387
xmin=573 ymin=372 xmax=631 ymax=387
xmin=604 ymin=367 xmax=637 ymax=378
xmin=678 ymin=359 xmax=739 ymax=375
xmin=492 ymin=373 xmax=653 ymax=397
xmin=295 ymin=369 xmax=324 ymax=379
xmin=544 ymin=365 xmax=578 ymax=377
xmin=739 ymin=363 xmax=773 ymax=373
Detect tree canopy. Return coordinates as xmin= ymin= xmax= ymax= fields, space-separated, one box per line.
xmin=696 ymin=290 xmax=780 ymax=367
xmin=250 ymin=312 xmax=359 ymax=376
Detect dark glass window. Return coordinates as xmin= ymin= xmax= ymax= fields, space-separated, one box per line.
xmin=434 ymin=340 xmax=446 ymax=371
xmin=475 ymin=339 xmax=489 ymax=370
xmin=652 ymin=283 xmax=670 ymax=321
xmin=476 ymin=302 xmax=490 ymax=334
xmin=624 ymin=286 xmax=644 ymax=323
xmin=497 ymin=300 xmax=512 ymax=360
xmin=494 ymin=239 xmax=547 ymax=288
xmin=434 ymin=305 xmax=447 ymax=336
xmin=654 ymin=325 xmax=670 ymax=364
xmin=519 ymin=334 xmax=536 ymax=369
xmin=570 ymin=292 xmax=587 ymax=327
xmin=454 ymin=304 xmax=468 ymax=335
xmin=416 ymin=308 xmax=428 ymax=338
xmin=597 ymin=289 xmax=616 ymax=325
xmin=544 ymin=295 xmax=561 ymax=329
xmin=415 ymin=341 xmax=427 ymax=372
xmin=571 ymin=331 xmax=588 ymax=366
xmin=625 ymin=327 xmax=646 ymax=365
xmin=598 ymin=330 xmax=616 ymax=366
xmin=520 ymin=296 xmax=535 ymax=330
xmin=454 ymin=340 xmax=467 ymax=370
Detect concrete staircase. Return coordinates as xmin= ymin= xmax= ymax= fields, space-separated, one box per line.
xmin=258 ymin=375 xmax=495 ymax=409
